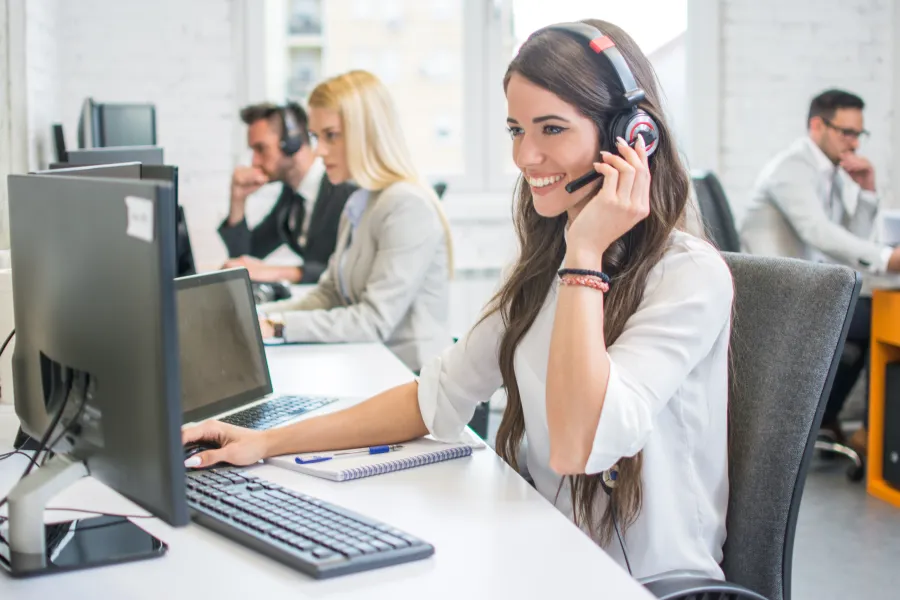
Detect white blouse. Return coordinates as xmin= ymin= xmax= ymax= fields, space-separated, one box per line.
xmin=417 ymin=230 xmax=733 ymax=580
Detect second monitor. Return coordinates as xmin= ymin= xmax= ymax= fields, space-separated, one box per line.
xmin=64 ymin=146 xmax=163 ymax=167
xmin=44 ymin=161 xmax=195 ymax=277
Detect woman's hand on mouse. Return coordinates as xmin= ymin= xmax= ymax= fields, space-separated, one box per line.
xmin=565 ymin=134 xmax=651 ymax=268
xmin=182 ymin=421 xmax=269 ymax=468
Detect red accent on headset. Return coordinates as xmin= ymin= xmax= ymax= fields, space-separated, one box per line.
xmin=589 ymin=36 xmax=615 ymax=53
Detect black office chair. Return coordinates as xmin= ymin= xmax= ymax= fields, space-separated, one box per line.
xmin=692 ymin=171 xmax=741 ymax=253
xmin=643 ymin=254 xmax=860 ymax=600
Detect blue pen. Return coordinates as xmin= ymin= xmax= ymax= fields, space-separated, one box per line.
xmin=295 ymin=444 xmax=403 ymax=465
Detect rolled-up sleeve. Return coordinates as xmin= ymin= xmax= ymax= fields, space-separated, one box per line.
xmin=417 ymin=310 xmax=504 ymax=441
xmin=584 ymin=248 xmax=734 ymax=474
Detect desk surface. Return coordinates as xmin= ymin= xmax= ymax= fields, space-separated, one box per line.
xmin=0 ymin=343 xmax=650 ymax=600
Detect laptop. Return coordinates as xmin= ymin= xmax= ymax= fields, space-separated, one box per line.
xmin=176 ymin=268 xmax=337 ymax=430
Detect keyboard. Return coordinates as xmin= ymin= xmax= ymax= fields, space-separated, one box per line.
xmin=220 ymin=395 xmax=338 ymax=430
xmin=186 ymin=469 xmax=434 ymax=579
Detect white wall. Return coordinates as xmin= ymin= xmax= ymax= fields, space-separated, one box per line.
xmin=690 ymin=0 xmax=897 ymax=224
xmin=649 ymin=33 xmax=687 ymax=157
xmin=14 ymin=0 xmax=246 ymax=267
xmin=25 ymin=0 xmax=60 ymax=172
xmin=0 ymin=0 xmax=29 ymax=251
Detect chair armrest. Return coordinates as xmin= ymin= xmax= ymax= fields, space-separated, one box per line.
xmin=640 ymin=572 xmax=769 ymax=600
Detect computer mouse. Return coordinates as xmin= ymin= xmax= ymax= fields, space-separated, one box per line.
xmin=183 ymin=440 xmax=226 ymax=470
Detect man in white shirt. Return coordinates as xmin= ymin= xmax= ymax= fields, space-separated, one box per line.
xmin=219 ymin=103 xmax=356 ymax=283
xmin=741 ymin=89 xmax=898 ymax=455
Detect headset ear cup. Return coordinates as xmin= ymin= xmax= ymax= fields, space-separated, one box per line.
xmin=281 ymin=137 xmax=302 ymax=157
xmin=624 ymin=110 xmax=660 ymax=156
xmin=280 ymin=105 xmax=304 ymax=157
xmin=607 ymin=111 xmax=630 ymax=150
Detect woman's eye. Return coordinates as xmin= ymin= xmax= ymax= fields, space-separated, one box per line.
xmin=543 ymin=125 xmax=566 ymax=135
xmin=507 ymin=126 xmax=524 ymax=139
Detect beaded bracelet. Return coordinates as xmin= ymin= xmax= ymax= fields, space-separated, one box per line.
xmin=558 ymin=268 xmax=610 ymax=284
xmin=559 ymin=273 xmax=610 ymax=294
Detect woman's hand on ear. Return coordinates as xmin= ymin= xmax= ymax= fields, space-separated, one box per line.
xmin=565 ymin=135 xmax=651 ymax=268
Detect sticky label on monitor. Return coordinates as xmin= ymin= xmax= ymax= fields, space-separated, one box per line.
xmin=124 ymin=196 xmax=154 ymax=242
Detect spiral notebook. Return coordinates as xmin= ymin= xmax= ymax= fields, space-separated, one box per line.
xmin=266 ymin=433 xmax=485 ymax=482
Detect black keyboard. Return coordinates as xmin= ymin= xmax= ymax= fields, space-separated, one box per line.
xmin=186 ymin=469 xmax=434 ymax=579
xmin=219 ymin=395 xmax=338 ymax=430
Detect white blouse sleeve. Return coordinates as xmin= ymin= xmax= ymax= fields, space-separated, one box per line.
xmin=584 ymin=245 xmax=734 ymax=474
xmin=417 ymin=309 xmax=505 ymax=442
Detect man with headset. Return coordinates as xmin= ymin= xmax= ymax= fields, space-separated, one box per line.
xmin=219 ymin=102 xmax=356 ymax=283
xmin=741 ymin=89 xmax=900 ymax=458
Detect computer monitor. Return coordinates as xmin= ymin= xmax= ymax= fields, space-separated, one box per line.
xmin=51 ymin=124 xmax=67 ymax=163
xmin=77 ymin=97 xmax=156 ymax=148
xmin=143 ymin=165 xmax=196 ymax=277
xmin=43 ymin=162 xmax=196 ymax=277
xmin=65 ymin=146 xmax=164 ymax=167
xmin=1 ymin=172 xmax=187 ymax=577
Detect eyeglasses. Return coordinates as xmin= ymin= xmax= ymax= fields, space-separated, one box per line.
xmin=821 ymin=118 xmax=870 ymax=141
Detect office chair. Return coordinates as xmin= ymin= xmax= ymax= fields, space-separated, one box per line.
xmin=692 ymin=171 xmax=741 ymax=253
xmin=643 ymin=254 xmax=860 ymax=600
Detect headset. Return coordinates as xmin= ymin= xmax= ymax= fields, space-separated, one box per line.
xmin=277 ymin=102 xmax=306 ymax=157
xmin=540 ymin=22 xmax=660 ymax=194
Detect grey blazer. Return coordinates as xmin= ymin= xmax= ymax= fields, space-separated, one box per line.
xmin=740 ymin=137 xmax=884 ymax=272
xmin=260 ymin=181 xmax=452 ymax=372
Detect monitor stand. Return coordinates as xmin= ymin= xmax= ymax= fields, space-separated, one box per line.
xmin=0 ymin=454 xmax=167 ymax=577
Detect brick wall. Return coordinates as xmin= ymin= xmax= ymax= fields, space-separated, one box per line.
xmin=719 ymin=0 xmax=894 ymax=222
xmin=44 ymin=0 xmax=241 ymax=267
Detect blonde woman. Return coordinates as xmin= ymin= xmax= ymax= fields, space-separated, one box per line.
xmin=257 ymin=70 xmax=454 ymax=373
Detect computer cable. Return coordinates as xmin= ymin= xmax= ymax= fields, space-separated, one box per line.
xmin=0 ymin=329 xmax=14 ymax=358
xmin=0 ymin=371 xmax=75 ymax=512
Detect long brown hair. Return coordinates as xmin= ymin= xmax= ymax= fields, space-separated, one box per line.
xmin=485 ymin=20 xmax=690 ymax=544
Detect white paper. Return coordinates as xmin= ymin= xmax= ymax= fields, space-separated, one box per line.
xmin=124 ymin=196 xmax=154 ymax=242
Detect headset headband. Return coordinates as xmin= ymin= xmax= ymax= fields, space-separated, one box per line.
xmin=543 ymin=23 xmax=646 ymax=107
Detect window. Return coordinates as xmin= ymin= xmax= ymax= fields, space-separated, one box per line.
xmin=287 ymin=48 xmax=322 ymax=98
xmin=288 ymin=0 xmax=322 ymax=35
xmin=258 ymin=1 xmax=685 ymax=195
xmin=266 ymin=0 xmax=475 ymax=187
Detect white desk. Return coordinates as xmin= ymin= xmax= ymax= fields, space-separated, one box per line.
xmin=0 ymin=343 xmax=651 ymax=599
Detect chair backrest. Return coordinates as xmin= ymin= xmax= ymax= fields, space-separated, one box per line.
xmin=720 ymin=253 xmax=859 ymax=600
xmin=693 ymin=171 xmax=741 ymax=252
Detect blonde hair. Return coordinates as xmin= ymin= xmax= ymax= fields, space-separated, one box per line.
xmin=308 ymin=70 xmax=454 ymax=276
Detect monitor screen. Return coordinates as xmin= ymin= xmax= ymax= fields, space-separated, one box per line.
xmin=176 ymin=270 xmax=271 ymax=422
xmin=99 ymin=104 xmax=156 ymax=147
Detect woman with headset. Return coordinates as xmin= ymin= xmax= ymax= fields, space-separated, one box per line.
xmin=256 ymin=70 xmax=454 ymax=373
xmin=187 ymin=21 xmax=732 ymax=580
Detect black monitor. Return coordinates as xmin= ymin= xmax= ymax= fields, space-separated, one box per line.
xmin=43 ymin=162 xmax=196 ymax=277
xmin=65 ymin=146 xmax=164 ymax=167
xmin=1 ymin=172 xmax=187 ymax=577
xmin=77 ymin=97 xmax=156 ymax=148
xmin=51 ymin=124 xmax=67 ymax=163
